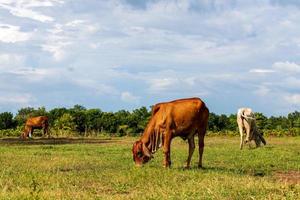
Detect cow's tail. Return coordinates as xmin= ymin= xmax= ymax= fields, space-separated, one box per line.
xmin=199 ymin=103 xmax=209 ymax=136
xmin=241 ymin=114 xmax=256 ymax=120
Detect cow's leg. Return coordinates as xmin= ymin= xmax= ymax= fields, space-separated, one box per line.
xmin=238 ymin=123 xmax=244 ymax=150
xmin=44 ymin=121 xmax=50 ymax=138
xmin=244 ymin=120 xmax=251 ymax=144
xmin=42 ymin=125 xmax=48 ymax=138
xmin=163 ymin=132 xmax=172 ymax=168
xmin=161 ymin=131 xmax=164 ymax=148
xmin=29 ymin=127 xmax=33 ymax=138
xmin=184 ymin=136 xmax=195 ymax=169
xmin=258 ymin=133 xmax=266 ymax=146
xmin=198 ymin=131 xmax=205 ymax=168
xmin=42 ymin=125 xmax=45 ymax=137
xmin=46 ymin=126 xmax=50 ymax=138
xmin=22 ymin=126 xmax=29 ymax=139
xmin=254 ymin=132 xmax=261 ymax=147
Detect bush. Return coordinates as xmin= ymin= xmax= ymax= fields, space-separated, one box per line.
xmin=0 ymin=126 xmax=23 ymax=137
xmin=0 ymin=112 xmax=15 ymax=129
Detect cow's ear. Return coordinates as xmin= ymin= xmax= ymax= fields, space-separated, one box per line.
xmin=142 ymin=143 xmax=153 ymax=158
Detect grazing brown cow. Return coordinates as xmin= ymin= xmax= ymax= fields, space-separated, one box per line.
xmin=21 ymin=116 xmax=49 ymax=138
xmin=132 ymin=97 xmax=209 ymax=168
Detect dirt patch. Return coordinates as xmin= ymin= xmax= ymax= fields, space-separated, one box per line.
xmin=274 ymin=171 xmax=300 ymax=184
xmin=0 ymin=137 xmax=117 ymax=145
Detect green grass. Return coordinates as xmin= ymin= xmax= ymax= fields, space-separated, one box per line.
xmin=0 ymin=136 xmax=299 ymax=199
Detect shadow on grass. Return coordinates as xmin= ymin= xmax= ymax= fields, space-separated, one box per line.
xmin=176 ymin=165 xmax=267 ymax=177
xmin=0 ymin=137 xmax=115 ymax=145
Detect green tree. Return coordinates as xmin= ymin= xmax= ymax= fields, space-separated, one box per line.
xmin=288 ymin=111 xmax=300 ymax=128
xmin=227 ymin=114 xmax=237 ymax=131
xmin=69 ymin=105 xmax=87 ymax=133
xmin=127 ymin=107 xmax=151 ymax=134
xmin=255 ymin=112 xmax=268 ymax=129
xmin=0 ymin=112 xmax=15 ymax=129
xmin=101 ymin=112 xmax=118 ymax=133
xmin=34 ymin=107 xmax=48 ymax=117
xmin=85 ymin=109 xmax=103 ymax=132
xmin=14 ymin=107 xmax=35 ymax=126
xmin=54 ymin=113 xmax=76 ymax=131
xmin=114 ymin=110 xmax=130 ymax=125
xmin=49 ymin=107 xmax=69 ymax=124
xmin=208 ymin=112 xmax=218 ymax=131
xmin=218 ymin=114 xmax=229 ymax=130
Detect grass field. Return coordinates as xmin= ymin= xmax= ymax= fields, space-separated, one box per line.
xmin=0 ymin=136 xmax=299 ymax=199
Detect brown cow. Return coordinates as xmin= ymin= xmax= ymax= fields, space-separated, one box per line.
xmin=132 ymin=97 xmax=209 ymax=168
xmin=21 ymin=116 xmax=49 ymax=138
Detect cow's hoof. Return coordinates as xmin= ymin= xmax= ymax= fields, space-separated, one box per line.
xmin=163 ymin=162 xmax=171 ymax=168
xmin=183 ymin=165 xmax=190 ymax=169
xmin=198 ymin=165 xmax=205 ymax=169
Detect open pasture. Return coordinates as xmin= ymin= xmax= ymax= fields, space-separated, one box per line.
xmin=0 ymin=136 xmax=299 ymax=199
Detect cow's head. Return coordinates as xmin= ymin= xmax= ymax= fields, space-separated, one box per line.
xmin=20 ymin=131 xmax=27 ymax=139
xmin=132 ymin=140 xmax=153 ymax=166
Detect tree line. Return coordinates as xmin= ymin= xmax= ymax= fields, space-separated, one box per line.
xmin=0 ymin=105 xmax=299 ymax=137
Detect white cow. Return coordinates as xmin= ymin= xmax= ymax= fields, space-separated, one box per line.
xmin=237 ymin=108 xmax=266 ymax=149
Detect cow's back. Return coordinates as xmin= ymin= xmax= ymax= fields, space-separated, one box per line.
xmin=237 ymin=107 xmax=256 ymax=132
xmin=26 ymin=116 xmax=48 ymax=127
xmin=152 ymin=98 xmax=208 ymax=137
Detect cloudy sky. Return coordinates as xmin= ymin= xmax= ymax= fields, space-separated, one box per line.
xmin=0 ymin=0 xmax=300 ymax=116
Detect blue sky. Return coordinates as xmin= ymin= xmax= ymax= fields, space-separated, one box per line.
xmin=0 ymin=0 xmax=300 ymax=116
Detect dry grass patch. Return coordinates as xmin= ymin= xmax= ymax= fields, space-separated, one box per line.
xmin=274 ymin=171 xmax=300 ymax=185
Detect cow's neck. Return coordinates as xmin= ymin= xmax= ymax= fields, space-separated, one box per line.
xmin=141 ymin=120 xmax=161 ymax=154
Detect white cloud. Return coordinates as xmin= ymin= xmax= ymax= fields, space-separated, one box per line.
xmin=148 ymin=78 xmax=179 ymax=93
xmin=0 ymin=24 xmax=31 ymax=43
xmin=284 ymin=77 xmax=300 ymax=88
xmin=65 ymin=20 xmax=85 ymax=27
xmin=272 ymin=61 xmax=300 ymax=73
xmin=0 ymin=93 xmax=35 ymax=105
xmin=249 ymin=69 xmax=275 ymax=74
xmin=73 ymin=79 xmax=119 ymax=96
xmin=284 ymin=94 xmax=300 ymax=105
xmin=41 ymin=23 xmax=73 ymax=61
xmin=41 ymin=41 xmax=71 ymax=61
xmin=121 ymin=91 xmax=140 ymax=104
xmin=254 ymin=85 xmax=271 ymax=96
xmin=7 ymin=67 xmax=62 ymax=82
xmin=0 ymin=53 xmax=25 ymax=69
xmin=0 ymin=2 xmax=55 ymax=22
xmin=41 ymin=19 xmax=98 ymax=61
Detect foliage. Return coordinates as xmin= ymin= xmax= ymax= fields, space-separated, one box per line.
xmin=69 ymin=105 xmax=87 ymax=133
xmin=14 ymin=107 xmax=47 ymax=126
xmin=54 ymin=113 xmax=76 ymax=131
xmin=48 ymin=107 xmax=69 ymax=124
xmin=0 ymin=112 xmax=15 ymax=129
xmin=0 ymin=105 xmax=299 ymax=137
xmin=0 ymin=126 xmax=23 ymax=137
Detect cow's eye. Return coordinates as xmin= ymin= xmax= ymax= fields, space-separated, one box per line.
xmin=137 ymin=151 xmax=143 ymax=158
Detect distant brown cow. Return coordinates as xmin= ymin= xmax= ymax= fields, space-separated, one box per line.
xmin=21 ymin=116 xmax=49 ymax=138
xmin=132 ymin=97 xmax=209 ymax=168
